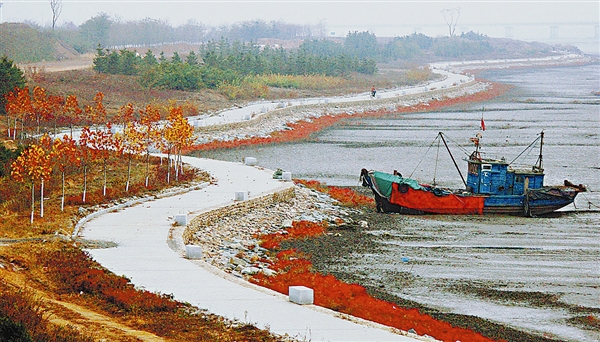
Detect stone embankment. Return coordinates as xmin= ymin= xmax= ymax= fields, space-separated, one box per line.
xmin=195 ymin=81 xmax=488 ymax=144
xmin=183 ymin=184 xmax=363 ymax=279
xmin=183 ymin=79 xmax=488 ymax=278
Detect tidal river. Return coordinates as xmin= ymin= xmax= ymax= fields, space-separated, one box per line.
xmin=203 ymin=64 xmax=600 ymax=341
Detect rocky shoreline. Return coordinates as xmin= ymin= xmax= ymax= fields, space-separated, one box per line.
xmin=181 ymin=77 xmax=490 ymax=277
xmin=183 ymin=184 xmax=364 ymax=279
xmin=194 ymin=80 xmax=489 ymax=145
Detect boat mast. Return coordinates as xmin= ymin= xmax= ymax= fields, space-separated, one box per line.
xmin=439 ymin=132 xmax=467 ymax=188
xmin=535 ymin=131 xmax=544 ymax=171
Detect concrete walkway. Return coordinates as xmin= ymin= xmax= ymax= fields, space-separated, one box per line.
xmin=187 ymin=68 xmax=471 ymax=126
xmin=75 ymin=64 xmax=479 ymax=341
xmin=80 ymin=156 xmax=425 ymax=341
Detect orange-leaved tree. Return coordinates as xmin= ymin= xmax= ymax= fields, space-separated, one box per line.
xmin=118 ymin=103 xmax=136 ymax=132
xmin=78 ymin=126 xmax=96 ymax=203
xmin=116 ymin=121 xmax=145 ymax=192
xmin=50 ymin=135 xmax=80 ymax=211
xmin=47 ymin=94 xmax=63 ymax=135
xmin=138 ymin=104 xmax=161 ymax=187
xmin=31 ymin=86 xmax=52 ymax=136
xmin=84 ymin=124 xmax=119 ymax=197
xmin=5 ymin=87 xmax=32 ymax=140
xmin=85 ymin=92 xmax=107 ymax=128
xmin=63 ymin=94 xmax=83 ymax=138
xmin=10 ymin=143 xmax=52 ymax=223
xmin=163 ymin=106 xmax=194 ymax=182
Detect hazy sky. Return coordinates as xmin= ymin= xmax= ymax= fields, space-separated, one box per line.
xmin=2 ymin=1 xmax=599 ymax=52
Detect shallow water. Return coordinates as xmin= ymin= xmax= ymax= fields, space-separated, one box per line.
xmin=201 ymin=64 xmax=600 ymax=341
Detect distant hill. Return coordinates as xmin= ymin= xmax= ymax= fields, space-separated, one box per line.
xmin=0 ymin=22 xmax=584 ymax=66
xmin=0 ymin=23 xmax=79 ymax=63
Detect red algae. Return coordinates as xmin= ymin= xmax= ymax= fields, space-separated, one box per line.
xmin=252 ymin=183 xmax=505 ymax=341
xmin=184 ymin=81 xmax=512 ymax=153
xmin=252 ymin=241 xmax=503 ymax=342
xmin=295 ymin=179 xmax=374 ymax=207
xmin=259 ymin=220 xmax=327 ymax=249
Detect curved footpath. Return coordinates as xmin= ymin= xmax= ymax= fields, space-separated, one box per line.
xmin=80 ymin=157 xmax=424 ymax=341
xmin=77 ymin=55 xmax=589 ymax=341
xmin=187 ymin=68 xmax=471 ymax=126
xmin=77 ymin=65 xmax=478 ymax=342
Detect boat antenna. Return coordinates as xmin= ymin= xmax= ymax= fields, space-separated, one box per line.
xmin=534 ymin=130 xmax=544 ymax=171
xmin=439 ymin=132 xmax=467 ymax=188
xmin=509 ymin=131 xmax=543 ymax=166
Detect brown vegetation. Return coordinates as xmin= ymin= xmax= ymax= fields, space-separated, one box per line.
xmin=0 ymin=62 xmax=451 ymax=341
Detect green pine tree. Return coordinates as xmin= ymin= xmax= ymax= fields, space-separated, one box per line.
xmin=0 ymin=56 xmax=26 ymax=115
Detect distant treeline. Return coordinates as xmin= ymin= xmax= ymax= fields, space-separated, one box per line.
xmin=2 ymin=12 xmax=573 ymax=65
xmin=93 ymin=38 xmax=378 ymax=91
xmin=57 ymin=14 xmax=322 ymax=54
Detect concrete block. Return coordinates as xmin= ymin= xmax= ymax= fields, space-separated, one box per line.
xmin=289 ymin=286 xmax=314 ymax=305
xmin=185 ymin=245 xmax=203 ymax=259
xmin=174 ymin=214 xmax=188 ymax=226
xmin=244 ymin=157 xmax=257 ymax=166
xmin=235 ymin=191 xmax=248 ymax=201
xmin=282 ymin=172 xmax=292 ymax=181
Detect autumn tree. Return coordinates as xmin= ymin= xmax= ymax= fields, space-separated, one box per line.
xmin=163 ymin=106 xmax=194 ymax=182
xmin=50 ymin=135 xmax=79 ymax=211
xmin=118 ymin=103 xmax=135 ymax=132
xmin=138 ymin=104 xmax=161 ymax=186
xmin=85 ymin=92 xmax=107 ymax=128
xmin=117 ymin=122 xmax=145 ymax=192
xmin=78 ymin=127 xmax=96 ymax=203
xmin=47 ymin=94 xmax=63 ymax=135
xmin=11 ymin=143 xmax=52 ymax=223
xmin=31 ymin=86 xmax=52 ymax=135
xmin=84 ymin=124 xmax=119 ymax=197
xmin=5 ymin=87 xmax=32 ymax=140
xmin=63 ymin=94 xmax=83 ymax=138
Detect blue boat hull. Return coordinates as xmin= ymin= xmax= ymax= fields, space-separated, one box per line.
xmin=482 ymin=190 xmax=578 ymax=216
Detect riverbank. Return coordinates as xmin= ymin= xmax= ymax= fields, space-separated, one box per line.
xmin=179 ymin=58 xmax=598 ymax=341
xmin=72 ymin=54 xmax=592 ymax=340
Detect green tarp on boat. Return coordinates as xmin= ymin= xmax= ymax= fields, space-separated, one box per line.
xmin=372 ymin=171 xmax=425 ymax=198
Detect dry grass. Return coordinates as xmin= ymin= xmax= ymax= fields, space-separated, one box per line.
xmin=0 ymin=63 xmax=437 ymax=341
xmin=0 ymin=241 xmax=283 ymax=341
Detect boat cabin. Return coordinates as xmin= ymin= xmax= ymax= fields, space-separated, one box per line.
xmin=466 ymin=157 xmax=545 ymax=195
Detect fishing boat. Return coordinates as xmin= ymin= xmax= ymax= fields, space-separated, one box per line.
xmin=360 ymin=131 xmax=586 ymax=216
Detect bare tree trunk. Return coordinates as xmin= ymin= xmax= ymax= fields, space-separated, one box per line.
xmin=30 ymin=183 xmax=35 ymax=224
xmin=83 ymin=165 xmax=87 ymax=203
xmin=103 ymin=160 xmax=107 ymax=197
xmin=40 ymin=178 xmax=44 ymax=218
xmin=145 ymin=150 xmax=150 ymax=187
xmin=126 ymin=155 xmax=131 ymax=192
xmin=61 ymin=172 xmax=65 ymax=211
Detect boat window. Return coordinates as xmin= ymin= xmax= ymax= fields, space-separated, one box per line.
xmin=482 ymin=164 xmax=492 ymax=170
xmin=468 ymin=163 xmax=478 ymax=175
xmin=516 ymin=176 xmax=524 ymax=183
